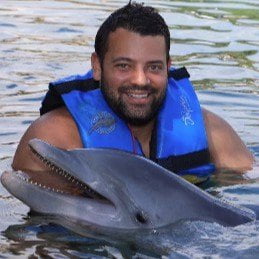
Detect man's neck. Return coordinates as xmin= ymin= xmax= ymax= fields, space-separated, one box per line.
xmin=128 ymin=120 xmax=155 ymax=158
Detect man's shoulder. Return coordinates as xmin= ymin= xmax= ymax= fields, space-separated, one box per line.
xmin=30 ymin=107 xmax=72 ymax=133
xmin=202 ymin=108 xmax=224 ymax=129
xmin=38 ymin=106 xmax=73 ymax=124
xmin=30 ymin=107 xmax=81 ymax=147
xmin=12 ymin=107 xmax=82 ymax=171
xmin=202 ymin=108 xmax=254 ymax=172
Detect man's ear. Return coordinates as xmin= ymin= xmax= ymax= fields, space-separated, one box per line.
xmin=91 ymin=52 xmax=101 ymax=81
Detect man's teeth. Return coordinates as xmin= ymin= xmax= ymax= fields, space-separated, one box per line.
xmin=128 ymin=93 xmax=148 ymax=98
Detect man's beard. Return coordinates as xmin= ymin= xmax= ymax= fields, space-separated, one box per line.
xmin=100 ymin=77 xmax=166 ymax=126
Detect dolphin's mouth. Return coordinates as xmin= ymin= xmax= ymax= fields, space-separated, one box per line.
xmin=27 ymin=144 xmax=109 ymax=202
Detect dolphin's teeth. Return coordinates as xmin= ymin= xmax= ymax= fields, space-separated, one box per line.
xmin=30 ymin=148 xmax=105 ymax=200
xmin=85 ymin=186 xmax=92 ymax=193
xmin=18 ymin=174 xmax=29 ymax=182
xmin=16 ymin=171 xmax=30 ymax=182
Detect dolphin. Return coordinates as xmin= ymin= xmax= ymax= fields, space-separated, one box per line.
xmin=1 ymin=139 xmax=255 ymax=238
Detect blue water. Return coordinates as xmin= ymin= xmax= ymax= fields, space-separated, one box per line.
xmin=0 ymin=0 xmax=259 ymax=257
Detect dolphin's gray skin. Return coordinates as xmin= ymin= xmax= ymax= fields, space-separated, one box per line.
xmin=1 ymin=139 xmax=255 ymax=236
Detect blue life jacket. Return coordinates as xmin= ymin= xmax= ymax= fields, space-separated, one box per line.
xmin=40 ymin=67 xmax=215 ymax=184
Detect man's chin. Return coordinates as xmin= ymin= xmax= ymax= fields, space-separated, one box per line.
xmin=116 ymin=102 xmax=159 ymax=126
xmin=121 ymin=112 xmax=155 ymax=126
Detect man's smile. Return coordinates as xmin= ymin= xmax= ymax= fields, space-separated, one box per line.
xmin=122 ymin=90 xmax=154 ymax=105
xmin=118 ymin=85 xmax=157 ymax=105
xmin=128 ymin=92 xmax=148 ymax=99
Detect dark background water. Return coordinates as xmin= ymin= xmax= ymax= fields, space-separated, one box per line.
xmin=0 ymin=0 xmax=258 ymax=257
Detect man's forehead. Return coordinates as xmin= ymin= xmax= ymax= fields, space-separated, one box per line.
xmin=107 ymin=28 xmax=165 ymax=43
xmin=105 ymin=28 xmax=167 ymax=60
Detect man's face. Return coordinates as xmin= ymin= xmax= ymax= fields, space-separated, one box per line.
xmin=92 ymin=28 xmax=170 ymax=126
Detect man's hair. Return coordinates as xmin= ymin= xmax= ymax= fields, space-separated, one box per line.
xmin=94 ymin=1 xmax=170 ymax=63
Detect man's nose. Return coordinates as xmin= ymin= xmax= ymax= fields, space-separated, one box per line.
xmin=130 ymin=68 xmax=150 ymax=86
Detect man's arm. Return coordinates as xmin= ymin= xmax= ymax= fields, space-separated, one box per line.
xmin=203 ymin=108 xmax=254 ymax=172
xmin=12 ymin=107 xmax=82 ymax=171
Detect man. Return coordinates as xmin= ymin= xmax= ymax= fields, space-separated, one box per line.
xmin=12 ymin=2 xmax=253 ymax=184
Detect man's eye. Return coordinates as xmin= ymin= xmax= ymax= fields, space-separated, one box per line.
xmin=116 ymin=64 xmax=129 ymax=70
xmin=149 ymin=64 xmax=163 ymax=72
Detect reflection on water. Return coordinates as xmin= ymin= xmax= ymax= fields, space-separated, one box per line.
xmin=0 ymin=0 xmax=259 ymax=257
xmin=2 ymin=216 xmax=121 ymax=258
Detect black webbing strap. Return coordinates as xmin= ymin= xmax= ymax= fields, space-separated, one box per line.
xmin=40 ymin=78 xmax=98 ymax=115
xmin=169 ymin=67 xmax=190 ymax=80
xmin=156 ymin=148 xmax=211 ymax=173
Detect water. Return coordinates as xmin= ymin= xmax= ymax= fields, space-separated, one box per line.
xmin=0 ymin=0 xmax=259 ymax=257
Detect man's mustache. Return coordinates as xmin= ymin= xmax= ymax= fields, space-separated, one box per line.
xmin=118 ymin=85 xmax=158 ymax=94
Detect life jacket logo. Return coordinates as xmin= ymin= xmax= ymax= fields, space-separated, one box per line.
xmin=89 ymin=111 xmax=116 ymax=135
xmin=180 ymin=96 xmax=194 ymax=126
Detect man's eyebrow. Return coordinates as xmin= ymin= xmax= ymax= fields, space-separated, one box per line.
xmin=112 ymin=58 xmax=165 ymax=64
xmin=147 ymin=60 xmax=165 ymax=65
xmin=112 ymin=57 xmax=132 ymax=63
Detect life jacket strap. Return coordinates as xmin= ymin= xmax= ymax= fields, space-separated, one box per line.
xmin=156 ymin=148 xmax=211 ymax=173
xmin=168 ymin=67 xmax=190 ymax=80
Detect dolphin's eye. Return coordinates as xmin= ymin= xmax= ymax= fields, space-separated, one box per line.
xmin=135 ymin=212 xmax=148 ymax=224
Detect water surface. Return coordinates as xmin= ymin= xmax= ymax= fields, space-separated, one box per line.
xmin=0 ymin=0 xmax=259 ymax=257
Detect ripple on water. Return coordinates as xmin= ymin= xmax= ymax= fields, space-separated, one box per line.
xmin=0 ymin=0 xmax=258 ymax=257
